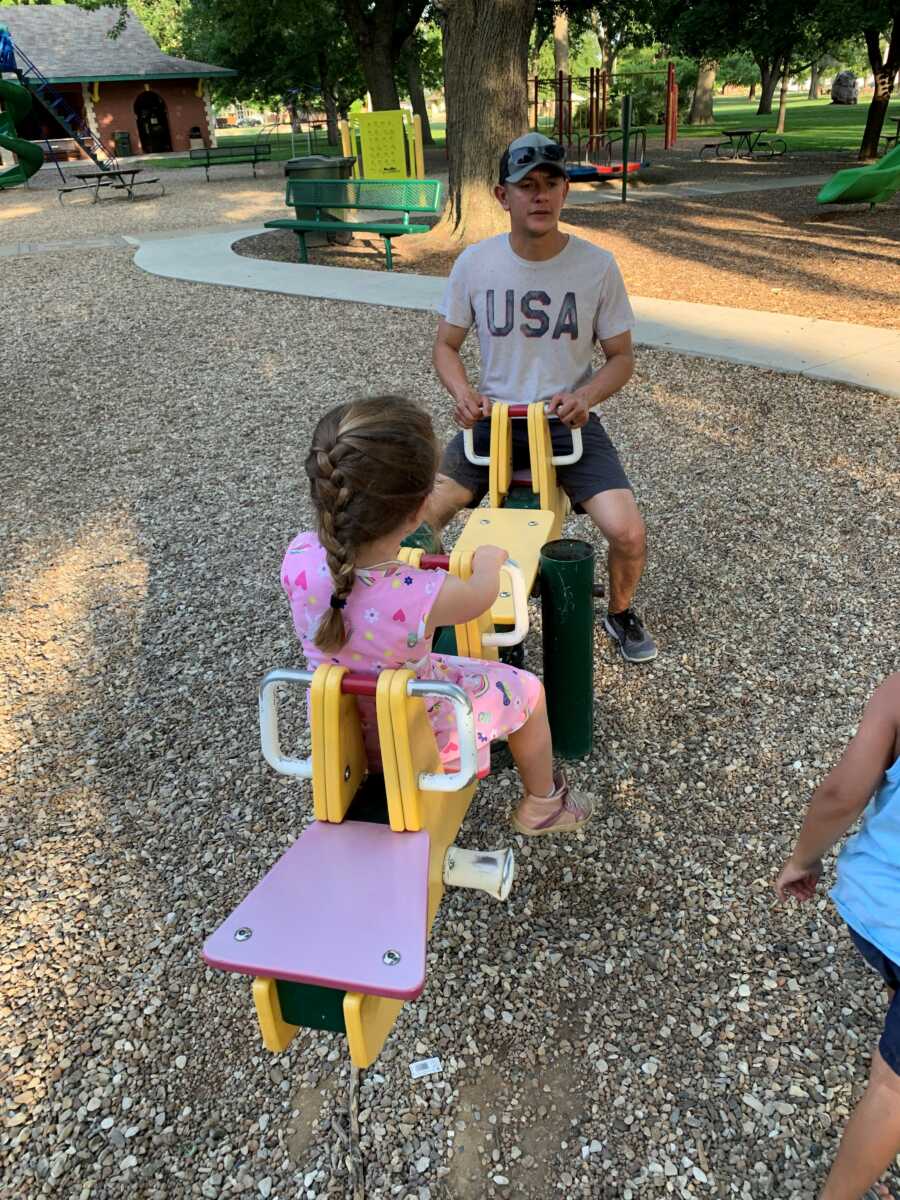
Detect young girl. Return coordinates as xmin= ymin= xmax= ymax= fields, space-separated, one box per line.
xmin=775 ymin=672 xmax=900 ymax=1200
xmin=282 ymin=394 xmax=592 ymax=836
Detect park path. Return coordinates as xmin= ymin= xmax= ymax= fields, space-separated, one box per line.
xmin=125 ymin=223 xmax=900 ymax=399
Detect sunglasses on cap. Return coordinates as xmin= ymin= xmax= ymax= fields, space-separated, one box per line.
xmin=507 ymin=142 xmax=566 ymax=169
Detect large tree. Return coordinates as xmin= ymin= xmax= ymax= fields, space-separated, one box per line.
xmin=341 ymin=0 xmax=429 ymax=108
xmin=432 ymin=0 xmax=536 ymax=242
xmin=811 ymin=0 xmax=899 ymax=156
xmin=398 ymin=22 xmax=443 ymax=145
xmin=859 ymin=11 xmax=899 ymax=157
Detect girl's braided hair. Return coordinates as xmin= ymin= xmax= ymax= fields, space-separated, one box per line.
xmin=305 ymin=395 xmax=438 ymax=652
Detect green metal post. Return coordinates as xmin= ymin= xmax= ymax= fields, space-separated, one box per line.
xmin=540 ymin=538 xmax=595 ymax=759
xmin=621 ymin=93 xmax=631 ymax=204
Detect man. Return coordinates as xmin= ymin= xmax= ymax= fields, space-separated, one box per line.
xmin=428 ymin=131 xmax=656 ymax=663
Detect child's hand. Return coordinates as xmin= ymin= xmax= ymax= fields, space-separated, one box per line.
xmin=473 ymin=545 xmax=509 ymax=574
xmin=774 ymin=857 xmax=822 ymax=903
xmin=454 ymin=389 xmax=491 ymax=429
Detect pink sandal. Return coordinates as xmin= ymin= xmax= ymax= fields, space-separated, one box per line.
xmin=511 ymin=768 xmax=593 ymax=837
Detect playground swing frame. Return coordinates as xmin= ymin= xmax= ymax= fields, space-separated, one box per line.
xmin=529 ymin=63 xmax=678 ymax=160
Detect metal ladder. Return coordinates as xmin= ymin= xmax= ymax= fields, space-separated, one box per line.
xmin=12 ymin=39 xmax=118 ymax=171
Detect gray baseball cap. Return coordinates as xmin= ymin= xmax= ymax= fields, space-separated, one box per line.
xmin=499 ymin=132 xmax=567 ymax=184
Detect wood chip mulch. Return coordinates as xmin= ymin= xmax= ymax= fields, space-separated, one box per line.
xmin=234 ymin=147 xmax=900 ymax=330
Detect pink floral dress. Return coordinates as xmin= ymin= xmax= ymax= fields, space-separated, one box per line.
xmin=282 ymin=532 xmax=542 ymax=775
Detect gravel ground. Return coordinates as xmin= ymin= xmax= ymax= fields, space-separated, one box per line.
xmin=3 ymin=244 xmax=900 ymax=1200
xmin=0 ymin=163 xmax=286 ymax=243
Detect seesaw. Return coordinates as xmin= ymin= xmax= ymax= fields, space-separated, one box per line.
xmin=203 ymin=554 xmax=528 ymax=1068
xmin=203 ymin=404 xmax=599 ymax=1070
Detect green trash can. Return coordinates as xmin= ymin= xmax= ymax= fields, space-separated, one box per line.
xmin=284 ymin=154 xmax=356 ymax=245
xmin=114 ymin=130 xmax=132 ymax=158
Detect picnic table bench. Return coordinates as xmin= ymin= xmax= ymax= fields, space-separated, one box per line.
xmin=58 ymin=167 xmax=165 ymax=203
xmin=190 ymin=141 xmax=272 ymax=181
xmin=264 ymin=177 xmax=443 ymax=270
xmin=699 ymin=128 xmax=786 ymax=160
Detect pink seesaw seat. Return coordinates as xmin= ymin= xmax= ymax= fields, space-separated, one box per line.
xmin=202 ymin=820 xmax=430 ymax=1001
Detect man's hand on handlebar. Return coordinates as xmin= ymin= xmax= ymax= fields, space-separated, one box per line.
xmin=548 ymin=391 xmax=591 ymax=429
xmin=454 ymin=388 xmax=491 ymax=429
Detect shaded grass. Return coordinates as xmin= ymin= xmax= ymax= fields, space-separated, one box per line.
xmin=541 ymin=95 xmax=899 ymax=155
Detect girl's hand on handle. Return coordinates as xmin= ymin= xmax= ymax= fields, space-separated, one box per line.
xmin=454 ymin=388 xmax=491 ymax=429
xmin=774 ymin=857 xmax=822 ymax=903
xmin=473 ymin=545 xmax=509 ymax=574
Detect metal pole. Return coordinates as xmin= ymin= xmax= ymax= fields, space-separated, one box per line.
xmin=601 ymin=70 xmax=607 ymax=136
xmin=621 ymin=93 xmax=631 ymax=204
xmin=540 ymin=539 xmax=595 ymax=759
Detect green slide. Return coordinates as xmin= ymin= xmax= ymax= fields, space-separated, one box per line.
xmin=816 ymin=141 xmax=900 ymax=209
xmin=0 ymin=77 xmax=44 ymax=189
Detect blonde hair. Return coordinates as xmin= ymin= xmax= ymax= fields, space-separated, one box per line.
xmin=305 ymin=396 xmax=438 ymax=651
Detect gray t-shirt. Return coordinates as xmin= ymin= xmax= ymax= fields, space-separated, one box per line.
xmin=437 ymin=233 xmax=634 ymax=404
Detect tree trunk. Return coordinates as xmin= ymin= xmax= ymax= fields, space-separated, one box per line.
xmin=341 ymin=0 xmax=427 ymax=111
xmin=688 ymin=59 xmax=717 ymax=124
xmin=775 ymin=58 xmax=790 ymax=133
xmin=748 ymin=81 xmax=756 ymax=100
xmin=807 ymin=59 xmax=820 ymax=100
xmin=433 ymin=0 xmax=537 ymax=244
xmin=755 ymin=56 xmax=782 ymax=115
xmin=317 ymin=53 xmax=341 ymax=145
xmin=286 ymin=95 xmax=300 ymax=134
xmin=859 ymin=21 xmax=899 ymax=159
xmin=553 ymin=10 xmax=569 ymax=76
xmin=591 ymin=15 xmax=617 ymax=78
xmin=322 ymin=91 xmax=340 ymax=144
xmin=405 ymin=40 xmax=435 ymax=145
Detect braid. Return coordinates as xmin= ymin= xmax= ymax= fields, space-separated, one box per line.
xmin=310 ymin=442 xmax=356 ymax=651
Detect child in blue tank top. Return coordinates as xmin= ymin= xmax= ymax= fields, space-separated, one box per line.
xmin=775 ymin=673 xmax=900 ymax=1200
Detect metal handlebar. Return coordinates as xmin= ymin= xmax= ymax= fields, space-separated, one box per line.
xmin=407 ymin=680 xmax=477 ymax=791
xmin=258 ymin=669 xmax=478 ymax=793
xmin=481 ymin=561 xmax=528 ymax=647
xmin=259 ymin=668 xmax=315 ymax=778
xmin=462 ymin=403 xmax=583 ymax=468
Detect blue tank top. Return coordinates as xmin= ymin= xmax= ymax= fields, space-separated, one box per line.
xmin=831 ymin=753 xmax=900 ymax=966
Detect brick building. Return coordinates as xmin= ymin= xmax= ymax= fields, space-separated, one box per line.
xmin=0 ymin=5 xmax=235 ymax=160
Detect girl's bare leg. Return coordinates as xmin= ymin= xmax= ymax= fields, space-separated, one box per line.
xmin=507 ymin=688 xmax=554 ymax=797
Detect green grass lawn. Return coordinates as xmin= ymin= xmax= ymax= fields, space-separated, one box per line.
xmin=537 ymin=95 xmax=898 ymax=154
xmin=148 ymin=125 xmax=345 ymax=170
xmin=668 ymin=95 xmax=898 ymax=152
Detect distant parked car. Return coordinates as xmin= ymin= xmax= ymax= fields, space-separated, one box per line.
xmin=236 ymin=116 xmax=264 ymax=127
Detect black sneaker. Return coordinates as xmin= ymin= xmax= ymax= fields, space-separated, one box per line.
xmin=603 ymin=608 xmax=657 ymax=663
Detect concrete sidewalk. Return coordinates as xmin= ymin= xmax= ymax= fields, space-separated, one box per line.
xmin=128 ymin=225 xmax=900 ymax=399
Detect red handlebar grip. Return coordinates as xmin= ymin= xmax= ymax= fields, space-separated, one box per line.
xmin=340 ymin=675 xmax=378 ymax=697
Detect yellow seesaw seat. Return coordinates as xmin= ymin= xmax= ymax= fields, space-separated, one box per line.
xmin=452 ymin=403 xmax=580 ymax=626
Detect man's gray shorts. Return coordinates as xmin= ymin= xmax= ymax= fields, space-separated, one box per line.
xmin=439 ymin=412 xmax=632 ymax=512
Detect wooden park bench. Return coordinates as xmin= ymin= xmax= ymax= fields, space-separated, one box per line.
xmin=263 ymin=177 xmax=442 ymax=270
xmin=189 ymin=141 xmax=272 ymax=181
